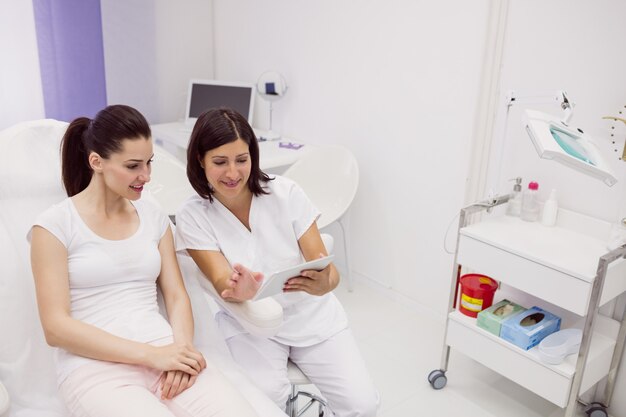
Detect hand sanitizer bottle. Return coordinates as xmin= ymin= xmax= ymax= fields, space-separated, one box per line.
xmin=506 ymin=177 xmax=523 ymax=217
xmin=541 ymin=189 xmax=558 ymax=227
xmin=520 ymin=181 xmax=539 ymax=222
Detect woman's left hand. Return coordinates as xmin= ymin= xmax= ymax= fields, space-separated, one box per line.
xmin=160 ymin=369 xmax=197 ymax=400
xmin=221 ymin=263 xmax=264 ymax=301
xmin=283 ymin=254 xmax=335 ymax=296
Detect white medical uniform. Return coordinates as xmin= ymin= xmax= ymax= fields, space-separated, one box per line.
xmin=176 ymin=176 xmax=378 ymax=417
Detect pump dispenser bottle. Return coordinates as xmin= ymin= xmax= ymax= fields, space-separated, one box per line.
xmin=506 ymin=177 xmax=523 ymax=217
xmin=521 ymin=181 xmax=540 ymax=222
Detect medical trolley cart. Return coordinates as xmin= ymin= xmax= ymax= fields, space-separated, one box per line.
xmin=429 ymin=195 xmax=626 ymax=417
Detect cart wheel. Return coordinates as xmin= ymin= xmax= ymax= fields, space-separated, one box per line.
xmin=586 ymin=402 xmax=608 ymax=417
xmin=427 ymin=369 xmax=447 ymax=390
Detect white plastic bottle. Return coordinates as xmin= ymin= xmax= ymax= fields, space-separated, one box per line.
xmin=506 ymin=177 xmax=523 ymax=217
xmin=541 ymin=189 xmax=558 ymax=227
xmin=520 ymin=181 xmax=539 ymax=222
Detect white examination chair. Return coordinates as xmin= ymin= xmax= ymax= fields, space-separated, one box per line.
xmin=0 ymin=381 xmax=9 ymax=417
xmin=282 ymin=145 xmax=359 ymax=291
xmin=0 ymin=119 xmax=285 ymax=417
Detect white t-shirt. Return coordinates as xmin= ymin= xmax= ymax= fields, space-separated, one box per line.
xmin=29 ymin=198 xmax=173 ymax=384
xmin=175 ymin=175 xmax=348 ymax=347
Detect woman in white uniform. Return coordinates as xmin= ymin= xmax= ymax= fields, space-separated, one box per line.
xmin=29 ymin=105 xmax=258 ymax=417
xmin=175 ymin=108 xmax=379 ymax=417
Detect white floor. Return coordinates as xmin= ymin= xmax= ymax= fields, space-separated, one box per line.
xmin=295 ymin=280 xmax=601 ymax=417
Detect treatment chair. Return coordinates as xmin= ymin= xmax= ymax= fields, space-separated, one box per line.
xmin=0 ymin=380 xmax=9 ymax=417
xmin=178 ymin=237 xmax=334 ymax=417
xmin=286 ymin=360 xmax=328 ymax=417
xmin=0 ymin=119 xmax=285 ymax=417
xmin=282 ymin=145 xmax=359 ymax=290
xmin=145 ymin=142 xmax=196 ymax=218
xmin=0 ymin=119 xmax=68 ymax=417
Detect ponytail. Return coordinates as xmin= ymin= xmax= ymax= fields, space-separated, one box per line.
xmin=60 ymin=117 xmax=91 ymax=196
xmin=60 ymin=105 xmax=151 ymax=197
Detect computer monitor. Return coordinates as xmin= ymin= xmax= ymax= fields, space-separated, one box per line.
xmin=185 ymin=79 xmax=255 ymax=126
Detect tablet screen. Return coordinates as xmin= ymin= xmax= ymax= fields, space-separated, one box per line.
xmin=253 ymin=255 xmax=335 ymax=300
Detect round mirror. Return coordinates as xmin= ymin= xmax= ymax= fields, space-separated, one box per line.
xmin=256 ymin=71 xmax=288 ymax=102
xmin=256 ymin=71 xmax=288 ymax=140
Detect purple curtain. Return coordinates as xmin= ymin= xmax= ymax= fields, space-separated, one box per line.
xmin=32 ymin=0 xmax=107 ymax=121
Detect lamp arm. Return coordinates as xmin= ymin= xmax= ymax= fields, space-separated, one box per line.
xmin=506 ymin=90 xmax=569 ymax=105
xmin=489 ymin=90 xmax=567 ymax=194
xmin=559 ymin=91 xmax=574 ymax=125
xmin=506 ymin=90 xmax=574 ymax=125
xmin=490 ymin=90 xmax=575 ymax=190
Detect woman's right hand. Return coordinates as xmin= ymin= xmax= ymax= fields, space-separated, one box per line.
xmin=145 ymin=342 xmax=207 ymax=375
xmin=160 ymin=370 xmax=198 ymax=400
xmin=220 ymin=263 xmax=264 ymax=302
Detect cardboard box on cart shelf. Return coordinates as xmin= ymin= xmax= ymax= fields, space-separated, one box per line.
xmin=477 ymin=299 xmax=526 ymax=336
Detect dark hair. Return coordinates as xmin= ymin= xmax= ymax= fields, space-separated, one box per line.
xmin=186 ymin=107 xmax=271 ymax=201
xmin=60 ymin=104 xmax=151 ymax=196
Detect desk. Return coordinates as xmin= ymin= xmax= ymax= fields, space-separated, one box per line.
xmin=151 ymin=122 xmax=311 ymax=171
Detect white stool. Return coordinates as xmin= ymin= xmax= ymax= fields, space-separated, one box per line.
xmin=0 ymin=381 xmax=10 ymax=416
xmin=286 ymin=360 xmax=328 ymax=417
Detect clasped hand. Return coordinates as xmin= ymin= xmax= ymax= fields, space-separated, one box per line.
xmin=147 ymin=342 xmax=207 ymax=399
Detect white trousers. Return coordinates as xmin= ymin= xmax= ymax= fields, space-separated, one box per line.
xmin=59 ymin=360 xmax=258 ymax=417
xmin=226 ymin=328 xmax=379 ymax=417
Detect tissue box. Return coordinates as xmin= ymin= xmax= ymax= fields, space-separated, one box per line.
xmin=500 ymin=306 xmax=561 ymax=350
xmin=477 ymin=299 xmax=526 ymax=336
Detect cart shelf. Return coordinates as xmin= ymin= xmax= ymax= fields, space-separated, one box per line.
xmin=447 ymin=310 xmax=618 ymax=407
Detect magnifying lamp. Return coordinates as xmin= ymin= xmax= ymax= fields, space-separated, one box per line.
xmin=520 ymin=91 xmax=617 ymax=187
xmin=523 ymin=109 xmax=617 ymax=186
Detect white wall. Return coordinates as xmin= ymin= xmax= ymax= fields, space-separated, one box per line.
xmin=101 ymin=0 xmax=214 ymax=124
xmin=212 ymin=0 xmax=490 ymax=318
xmin=0 ymin=1 xmax=45 ymax=130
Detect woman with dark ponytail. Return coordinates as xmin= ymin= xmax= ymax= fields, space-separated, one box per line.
xmin=29 ymin=105 xmax=258 ymax=417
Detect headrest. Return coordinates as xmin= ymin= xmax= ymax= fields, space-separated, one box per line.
xmin=0 ymin=119 xmax=68 ymax=199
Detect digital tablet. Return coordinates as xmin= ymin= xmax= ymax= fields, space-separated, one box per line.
xmin=253 ymin=255 xmax=335 ymax=300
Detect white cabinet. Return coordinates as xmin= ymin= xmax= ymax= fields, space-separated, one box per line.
xmin=457 ymin=215 xmax=626 ymax=316
xmin=431 ymin=199 xmax=626 ymax=417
